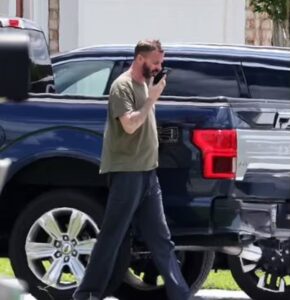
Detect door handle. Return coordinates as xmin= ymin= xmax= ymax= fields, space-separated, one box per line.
xmin=274 ymin=113 xmax=290 ymax=129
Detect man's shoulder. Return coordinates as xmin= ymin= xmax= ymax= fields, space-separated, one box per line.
xmin=111 ymin=73 xmax=133 ymax=92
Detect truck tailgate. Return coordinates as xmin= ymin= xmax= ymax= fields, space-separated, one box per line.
xmin=230 ymin=98 xmax=290 ymax=201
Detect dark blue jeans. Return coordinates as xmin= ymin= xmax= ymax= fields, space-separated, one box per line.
xmin=73 ymin=170 xmax=190 ymax=300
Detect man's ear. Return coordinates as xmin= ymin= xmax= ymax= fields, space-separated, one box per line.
xmin=136 ymin=54 xmax=144 ymax=64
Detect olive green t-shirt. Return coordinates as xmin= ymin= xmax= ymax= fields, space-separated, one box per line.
xmin=100 ymin=73 xmax=159 ymax=173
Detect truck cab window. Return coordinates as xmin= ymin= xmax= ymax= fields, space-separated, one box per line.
xmin=53 ymin=60 xmax=114 ymax=97
xmin=243 ymin=64 xmax=290 ymax=100
xmin=163 ymin=60 xmax=240 ymax=97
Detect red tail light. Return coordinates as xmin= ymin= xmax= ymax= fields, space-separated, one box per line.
xmin=0 ymin=18 xmax=23 ymax=28
xmin=8 ymin=19 xmax=20 ymax=28
xmin=192 ymin=129 xmax=237 ymax=179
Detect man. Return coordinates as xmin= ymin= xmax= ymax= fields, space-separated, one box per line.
xmin=73 ymin=40 xmax=191 ymax=300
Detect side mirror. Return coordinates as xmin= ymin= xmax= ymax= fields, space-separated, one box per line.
xmin=0 ymin=32 xmax=30 ymax=101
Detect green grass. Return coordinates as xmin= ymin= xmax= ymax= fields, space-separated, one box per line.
xmin=0 ymin=258 xmax=14 ymax=278
xmin=0 ymin=257 xmax=240 ymax=290
xmin=202 ymin=270 xmax=241 ymax=291
xmin=2 ymin=257 xmax=289 ymax=292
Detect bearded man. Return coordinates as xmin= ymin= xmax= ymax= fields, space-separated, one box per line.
xmin=73 ymin=40 xmax=191 ymax=300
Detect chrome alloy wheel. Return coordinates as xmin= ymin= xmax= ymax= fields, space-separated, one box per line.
xmin=229 ymin=239 xmax=290 ymax=300
xmin=25 ymin=207 xmax=99 ymax=290
xmin=239 ymin=241 xmax=290 ymax=293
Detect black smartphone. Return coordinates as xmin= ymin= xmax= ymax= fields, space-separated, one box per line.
xmin=153 ymin=68 xmax=171 ymax=85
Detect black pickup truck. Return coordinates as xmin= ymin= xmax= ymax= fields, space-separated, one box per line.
xmin=0 ymin=18 xmax=290 ymax=300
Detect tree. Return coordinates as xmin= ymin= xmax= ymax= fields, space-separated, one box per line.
xmin=250 ymin=0 xmax=290 ymax=46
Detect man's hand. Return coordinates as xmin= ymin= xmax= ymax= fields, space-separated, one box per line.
xmin=148 ymin=75 xmax=167 ymax=103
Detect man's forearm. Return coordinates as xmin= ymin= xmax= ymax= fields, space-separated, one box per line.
xmin=120 ymin=97 xmax=155 ymax=134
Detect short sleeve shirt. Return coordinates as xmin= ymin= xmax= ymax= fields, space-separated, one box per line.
xmin=100 ymin=73 xmax=159 ymax=173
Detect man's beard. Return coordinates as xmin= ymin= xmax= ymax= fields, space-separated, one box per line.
xmin=142 ymin=62 xmax=158 ymax=79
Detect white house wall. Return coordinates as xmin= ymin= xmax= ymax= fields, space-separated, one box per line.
xmin=23 ymin=0 xmax=49 ymax=40
xmin=224 ymin=0 xmax=246 ymax=44
xmin=71 ymin=0 xmax=245 ymax=50
xmin=59 ymin=0 xmax=79 ymax=52
xmin=2 ymin=0 xmax=246 ymax=52
xmin=0 ymin=0 xmax=16 ymax=17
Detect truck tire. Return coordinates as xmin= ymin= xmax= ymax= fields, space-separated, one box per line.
xmin=228 ymin=240 xmax=290 ymax=300
xmin=115 ymin=250 xmax=215 ymax=300
xmin=9 ymin=189 xmax=130 ymax=300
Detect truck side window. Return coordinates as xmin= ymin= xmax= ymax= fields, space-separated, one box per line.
xmin=53 ymin=60 xmax=115 ymax=97
xmin=243 ymin=64 xmax=290 ymax=100
xmin=163 ymin=60 xmax=240 ymax=97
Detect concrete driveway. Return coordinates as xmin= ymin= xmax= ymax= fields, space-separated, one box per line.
xmin=194 ymin=290 xmax=249 ymax=299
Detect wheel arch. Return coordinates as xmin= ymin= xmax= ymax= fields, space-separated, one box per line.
xmin=0 ymin=155 xmax=108 ymax=255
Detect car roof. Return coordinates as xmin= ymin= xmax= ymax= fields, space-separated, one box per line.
xmin=52 ymin=43 xmax=290 ymax=64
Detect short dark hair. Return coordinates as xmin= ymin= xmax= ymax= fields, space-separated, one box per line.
xmin=134 ymin=40 xmax=164 ymax=59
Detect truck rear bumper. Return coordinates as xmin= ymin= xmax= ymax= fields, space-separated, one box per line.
xmin=213 ymin=198 xmax=290 ymax=240
xmin=171 ymin=199 xmax=290 ymax=249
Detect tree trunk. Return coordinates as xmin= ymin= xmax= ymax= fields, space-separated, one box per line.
xmin=272 ymin=20 xmax=290 ymax=47
xmin=288 ymin=0 xmax=290 ymax=46
xmin=270 ymin=0 xmax=290 ymax=47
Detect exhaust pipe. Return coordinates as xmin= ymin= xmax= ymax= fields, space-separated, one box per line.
xmin=222 ymin=244 xmax=262 ymax=262
xmin=168 ymin=244 xmax=262 ymax=262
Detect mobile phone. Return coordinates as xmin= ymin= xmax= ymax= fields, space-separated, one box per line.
xmin=153 ymin=68 xmax=171 ymax=85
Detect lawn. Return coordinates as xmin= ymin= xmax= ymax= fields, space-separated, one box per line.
xmin=0 ymin=257 xmax=240 ymax=290
xmin=0 ymin=258 xmax=14 ymax=278
xmin=203 ymin=270 xmax=240 ymax=290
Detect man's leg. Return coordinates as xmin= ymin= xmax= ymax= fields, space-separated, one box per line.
xmin=73 ymin=172 xmax=147 ymax=300
xmin=133 ymin=171 xmax=191 ymax=300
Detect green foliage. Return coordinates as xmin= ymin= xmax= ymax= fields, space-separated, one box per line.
xmin=250 ymin=0 xmax=289 ymax=21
